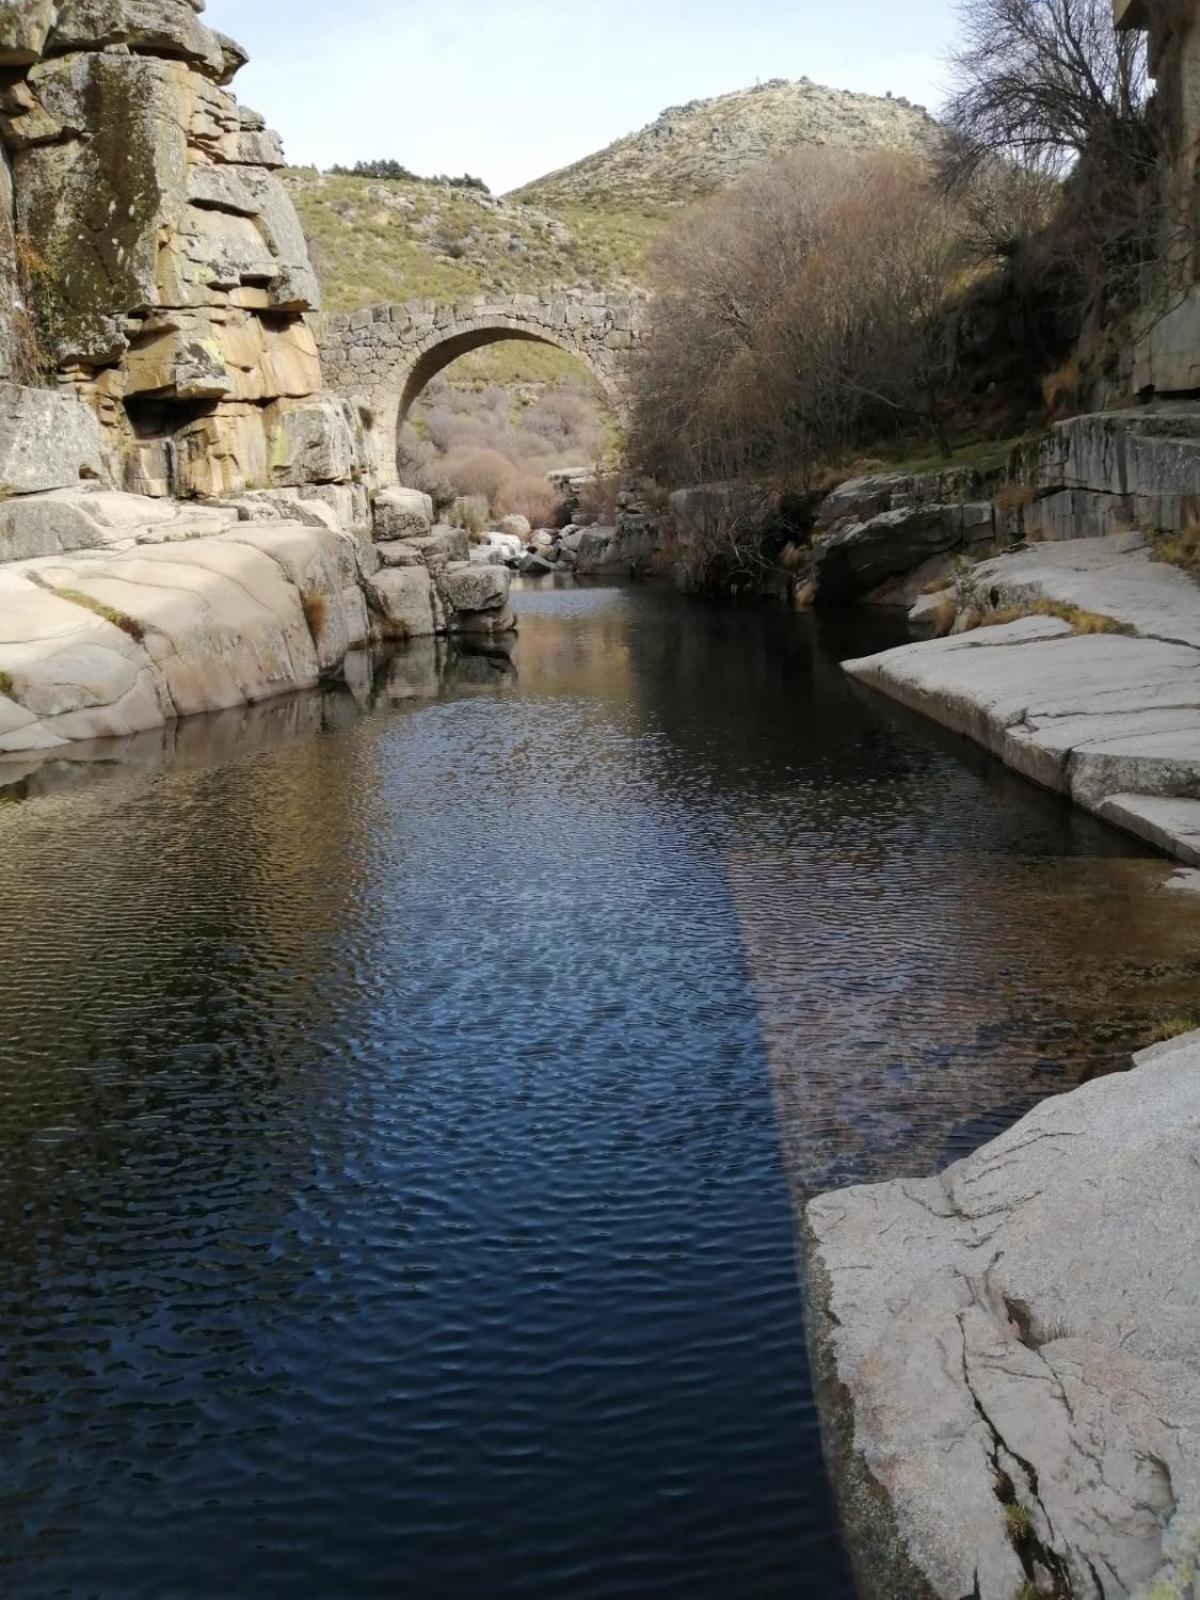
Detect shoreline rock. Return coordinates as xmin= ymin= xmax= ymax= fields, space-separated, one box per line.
xmin=803 ymin=1029 xmax=1200 ymax=1600
xmin=845 ymin=533 xmax=1200 ymax=865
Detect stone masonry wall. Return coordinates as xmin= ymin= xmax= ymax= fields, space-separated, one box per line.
xmin=320 ymin=290 xmax=650 ymax=483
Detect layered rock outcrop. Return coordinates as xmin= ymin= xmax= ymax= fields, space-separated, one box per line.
xmin=0 ymin=0 xmax=368 ymax=520
xmin=1116 ymin=0 xmax=1200 ymax=395
xmin=805 ymin=1027 xmax=1200 ymax=1600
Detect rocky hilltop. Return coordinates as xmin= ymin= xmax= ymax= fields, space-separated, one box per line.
xmin=511 ymin=77 xmax=939 ymax=211
xmin=284 ymin=78 xmax=940 ymax=319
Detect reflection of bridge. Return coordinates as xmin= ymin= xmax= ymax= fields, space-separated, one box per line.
xmin=320 ymin=289 xmax=651 ymax=483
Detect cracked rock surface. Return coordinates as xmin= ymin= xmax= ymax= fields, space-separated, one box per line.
xmin=0 ymin=490 xmax=369 ymax=752
xmin=846 ymin=534 xmax=1200 ymax=864
xmin=803 ymin=1031 xmax=1200 ymax=1600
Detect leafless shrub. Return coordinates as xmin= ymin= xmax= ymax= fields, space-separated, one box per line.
xmin=944 ymin=0 xmax=1148 ymax=179
xmin=399 ymin=373 xmax=608 ymax=526
xmin=439 ymin=446 xmax=514 ymax=504
xmin=629 ymin=149 xmax=967 ymax=488
xmin=494 ymin=472 xmax=559 ymax=527
xmin=448 ymin=495 xmax=489 ymax=536
xmin=574 ymin=474 xmax=621 ymax=527
xmin=941 ymin=0 xmax=1157 ymax=338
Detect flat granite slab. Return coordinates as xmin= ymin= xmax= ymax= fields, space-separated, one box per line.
xmin=0 ymin=517 xmax=368 ymax=753
xmin=847 ymin=536 xmax=1200 ymax=862
xmin=804 ymin=1030 xmax=1200 ymax=1600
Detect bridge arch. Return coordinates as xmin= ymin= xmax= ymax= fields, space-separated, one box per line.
xmin=320 ymin=289 xmax=649 ymax=486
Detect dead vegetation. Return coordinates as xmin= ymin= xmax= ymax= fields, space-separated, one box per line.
xmin=399 ymin=370 xmax=612 ymax=528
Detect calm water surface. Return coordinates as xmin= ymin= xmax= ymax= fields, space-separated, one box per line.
xmin=3 ymin=583 xmax=1199 ymax=1599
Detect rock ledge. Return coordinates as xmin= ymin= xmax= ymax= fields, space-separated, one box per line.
xmin=804 ymin=1031 xmax=1200 ymax=1600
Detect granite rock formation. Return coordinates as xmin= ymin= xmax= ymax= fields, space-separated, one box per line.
xmin=0 ymin=0 xmax=368 ymax=523
xmin=805 ymin=1026 xmax=1200 ymax=1600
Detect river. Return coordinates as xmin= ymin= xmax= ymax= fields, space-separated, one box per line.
xmin=3 ymin=580 xmax=1199 ymax=1598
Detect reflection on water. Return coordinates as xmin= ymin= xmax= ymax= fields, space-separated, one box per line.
xmin=1 ymin=584 xmax=1198 ymax=1599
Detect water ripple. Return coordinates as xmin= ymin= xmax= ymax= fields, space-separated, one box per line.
xmin=0 ymin=589 xmax=1197 ymax=1598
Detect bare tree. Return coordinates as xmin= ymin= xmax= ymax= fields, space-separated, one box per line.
xmin=628 ymin=149 xmax=967 ymax=491
xmin=945 ymin=0 xmax=1149 ymax=176
xmin=942 ymin=0 xmax=1158 ymax=356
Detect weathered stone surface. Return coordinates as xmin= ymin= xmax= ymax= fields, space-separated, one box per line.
xmin=373 ymin=486 xmax=433 ymax=542
xmin=375 ymin=540 xmax=425 ymax=569
xmin=1012 ymin=407 xmax=1200 ymax=540
xmin=437 ymin=561 xmax=511 ymax=617
xmin=265 ymin=396 xmax=360 ymax=488
xmin=45 ymin=1 xmax=245 ymax=82
xmin=0 ymin=383 xmax=103 ymax=493
xmin=0 ymin=485 xmax=235 ymax=563
xmin=365 ymin=566 xmax=439 ymax=640
xmin=13 ymin=52 xmax=189 ymax=365
xmin=847 ymin=534 xmax=1200 ymax=862
xmin=815 ymin=503 xmax=995 ymax=602
xmin=497 ymin=513 xmax=531 ymax=540
xmin=0 ymin=518 xmax=365 ymax=752
xmin=963 ymin=531 xmax=1200 ymax=648
xmin=804 ymin=1030 xmax=1200 ymax=1600
xmin=573 ymin=527 xmax=616 ymax=572
xmin=405 ymin=525 xmax=470 ymax=566
xmin=815 ymin=464 xmax=1003 ymax=533
xmin=518 ymin=551 xmax=557 ymax=576
xmin=469 ymin=531 xmax=524 ymax=566
xmin=0 ymin=136 xmax=17 ymax=381
xmin=0 ymin=1 xmax=56 ymax=65
xmin=1117 ymin=1 xmax=1200 ymax=395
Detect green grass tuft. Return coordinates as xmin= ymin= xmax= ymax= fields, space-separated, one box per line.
xmin=1005 ymin=1502 xmax=1034 ymax=1543
xmin=50 ymin=586 xmax=146 ymax=642
xmin=1145 ymin=1012 xmax=1200 ymax=1045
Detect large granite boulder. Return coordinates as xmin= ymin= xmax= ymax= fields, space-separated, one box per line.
xmin=0 ymin=516 xmax=366 ymax=751
xmin=0 ymin=383 xmax=104 ymax=494
xmin=373 ymin=487 xmax=433 ymax=542
xmin=813 ymin=502 xmax=996 ymax=603
xmin=365 ymin=566 xmax=440 ymax=641
xmin=387 ymin=526 xmax=469 ymax=570
xmin=804 ymin=1031 xmax=1200 ymax=1600
xmin=469 ymin=531 xmax=524 ymax=567
xmin=437 ymin=561 xmax=515 ymax=634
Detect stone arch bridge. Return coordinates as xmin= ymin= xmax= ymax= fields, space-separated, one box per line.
xmin=320 ymin=289 xmax=650 ymax=483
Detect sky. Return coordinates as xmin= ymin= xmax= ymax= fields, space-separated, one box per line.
xmin=203 ymin=0 xmax=961 ymax=194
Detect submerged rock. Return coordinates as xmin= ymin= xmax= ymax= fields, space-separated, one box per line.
xmin=804 ymin=1030 xmax=1200 ymax=1600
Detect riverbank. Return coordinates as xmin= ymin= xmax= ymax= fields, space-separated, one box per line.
xmin=844 ymin=532 xmax=1200 ymax=865
xmin=0 ymin=483 xmax=515 ymax=756
xmin=803 ymin=1023 xmax=1200 ymax=1600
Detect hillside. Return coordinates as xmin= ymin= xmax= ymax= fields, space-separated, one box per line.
xmin=287 ymin=77 xmax=940 ymax=319
xmin=287 ymin=75 xmax=944 ymax=487
xmin=510 ymin=77 xmax=939 ymax=210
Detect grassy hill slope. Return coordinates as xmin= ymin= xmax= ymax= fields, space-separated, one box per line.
xmin=288 ymin=76 xmax=940 ymax=318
